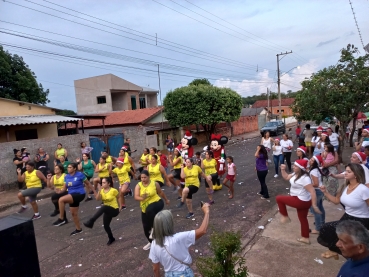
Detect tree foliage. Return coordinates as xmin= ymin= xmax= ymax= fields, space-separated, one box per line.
xmin=242 ymin=90 xmax=297 ymax=107
xmin=56 ymin=109 xmax=77 ymax=116
xmin=188 ymin=78 xmax=211 ymax=86
xmin=163 ymin=81 xmax=243 ymax=138
xmin=0 ymin=46 xmax=50 ymax=105
xmin=196 ymin=230 xmax=248 ymax=277
xmin=291 ymin=44 xmax=369 ymax=148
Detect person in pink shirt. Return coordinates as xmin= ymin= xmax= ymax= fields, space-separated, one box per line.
xmin=222 ymin=156 xmax=237 ymax=199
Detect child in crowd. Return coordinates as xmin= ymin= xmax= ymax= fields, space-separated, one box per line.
xmin=157 ymin=150 xmax=168 ymax=174
xmin=222 ymin=156 xmax=236 ymax=199
xmin=21 ymin=147 xmax=30 ymax=167
xmin=322 ymin=144 xmax=339 ymax=171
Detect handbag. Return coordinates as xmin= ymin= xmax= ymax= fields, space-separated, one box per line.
xmin=321 ymin=167 xmax=330 ymax=176
xmin=164 ymin=245 xmax=192 ymax=267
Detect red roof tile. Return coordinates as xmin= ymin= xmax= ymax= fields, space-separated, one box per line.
xmin=64 ymin=107 xmax=163 ymax=129
xmin=252 ymin=98 xmax=295 ymax=108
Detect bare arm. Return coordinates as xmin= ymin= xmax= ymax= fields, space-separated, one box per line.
xmin=134 ymin=185 xmax=145 ymax=201
xmin=44 ymin=154 xmax=50 ymax=161
xmin=46 ymin=174 xmax=54 ymax=189
xmin=94 ymin=184 xmax=102 ymax=201
xmin=94 ymin=164 xmax=100 ymax=173
xmin=128 ymin=157 xmax=135 ymax=174
xmin=195 ymin=204 xmax=210 ymax=240
xmin=159 ymin=165 xmax=170 ymax=186
xmin=17 ymin=169 xmax=25 ymax=182
xmin=36 ymin=170 xmax=47 ymax=183
xmin=310 ymin=174 xmax=319 ymax=188
xmin=152 ymin=263 xmax=161 ymax=277
xmin=156 ymin=182 xmax=169 ymax=205
xmin=233 ymin=165 xmax=237 ymax=180
xmin=13 ymin=159 xmax=22 ymax=165
xmin=280 ymin=164 xmax=293 ymax=180
xmin=64 ymin=149 xmax=68 ymax=158
xmin=254 ymin=149 xmax=260 ymax=158
xmin=323 ymin=152 xmax=339 ymax=168
xmin=305 ymin=184 xmax=319 ymax=209
xmin=320 ymin=185 xmax=342 ymax=205
xmin=180 ymin=165 xmax=186 ymax=179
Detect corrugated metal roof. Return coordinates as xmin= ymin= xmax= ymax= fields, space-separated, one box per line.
xmin=0 ymin=115 xmax=82 ymax=126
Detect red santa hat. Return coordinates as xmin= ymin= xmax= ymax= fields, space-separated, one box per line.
xmin=121 ymin=146 xmax=128 ymax=151
xmin=321 ymin=132 xmax=328 ymax=137
xmin=316 ymin=127 xmax=323 ymax=132
xmin=297 ymin=146 xmax=307 ymax=154
xmin=354 ymin=151 xmax=366 ymax=162
xmin=294 ymin=159 xmax=308 ymax=170
xmin=116 ymin=158 xmax=124 ymax=164
xmin=362 ymin=128 xmax=369 ymax=134
xmin=313 ymin=155 xmax=323 ymax=166
xmin=184 ymin=130 xmax=192 ymax=139
xmin=211 ymin=134 xmax=221 ymax=141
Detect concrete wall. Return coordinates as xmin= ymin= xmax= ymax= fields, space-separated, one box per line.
xmin=0 ymin=123 xmax=58 ymax=143
xmin=146 ymin=94 xmax=158 ymax=107
xmin=231 ymin=116 xmax=259 ymax=136
xmin=0 ymin=99 xmax=56 ymax=116
xmin=147 ymin=112 xmax=166 ymax=124
xmin=0 ymin=134 xmax=90 ymax=191
xmin=111 ymin=91 xmax=128 ymax=111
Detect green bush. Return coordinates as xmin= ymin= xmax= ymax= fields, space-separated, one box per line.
xmin=196 ymin=231 xmax=248 ymax=277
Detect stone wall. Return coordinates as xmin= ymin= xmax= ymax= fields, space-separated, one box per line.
xmin=0 ymin=134 xmax=89 ymax=191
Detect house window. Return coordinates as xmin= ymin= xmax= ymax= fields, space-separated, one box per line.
xmin=15 ymin=129 xmax=38 ymax=141
xmin=139 ymin=97 xmax=146 ymax=109
xmin=277 ymin=109 xmax=285 ymax=113
xmin=131 ymin=95 xmax=137 ymax=110
xmin=97 ymin=96 xmax=106 ymax=104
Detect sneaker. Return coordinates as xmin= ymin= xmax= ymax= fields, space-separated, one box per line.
xmin=143 ymin=242 xmax=151 ymax=250
xmin=83 ymin=220 xmax=94 ymax=229
xmin=84 ymin=197 xmax=93 ymax=202
xmin=121 ymin=205 xmax=126 ymax=210
xmin=176 ymin=201 xmax=185 ymax=208
xmin=261 ymin=196 xmax=270 ymax=200
xmin=50 ymin=210 xmax=59 ymax=217
xmin=128 ymin=189 xmax=133 ymax=197
xmin=186 ymin=213 xmax=194 ymax=219
xmin=176 ymin=196 xmax=182 ymax=201
xmin=256 ymin=192 xmax=262 ymax=196
xmin=31 ymin=214 xmax=41 ymax=220
xmin=53 ymin=218 xmax=66 ymax=226
xmin=274 ymin=174 xmax=278 ymax=178
xmin=70 ymin=229 xmax=83 ymax=236
xmin=17 ymin=206 xmax=28 ymax=214
xmin=107 ymin=238 xmax=115 ymax=246
xmin=208 ymin=200 xmax=215 ymax=205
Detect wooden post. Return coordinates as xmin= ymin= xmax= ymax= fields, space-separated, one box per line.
xmin=81 ymin=119 xmax=84 ymax=134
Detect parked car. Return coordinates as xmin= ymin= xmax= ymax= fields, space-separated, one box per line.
xmin=260 ymin=120 xmax=286 ymax=136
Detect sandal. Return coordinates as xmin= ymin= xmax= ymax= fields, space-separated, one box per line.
xmin=207 ymin=189 xmax=214 ymax=195
xmin=228 ymin=195 xmax=233 ymax=199
xmin=321 ymin=251 xmax=339 ymax=260
xmin=296 ymin=238 xmax=311 ymax=245
xmin=310 ymin=230 xmax=319 ymax=235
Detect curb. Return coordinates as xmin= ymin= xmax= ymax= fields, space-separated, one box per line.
xmin=0 ymin=190 xmax=54 ymax=213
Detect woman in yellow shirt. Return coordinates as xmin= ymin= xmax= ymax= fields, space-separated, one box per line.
xmin=119 ymin=147 xmax=136 ymax=177
xmin=16 ymin=161 xmax=47 ymax=220
xmin=54 ymin=143 xmax=68 ymax=163
xmin=83 ymin=177 xmax=119 ymax=246
xmin=134 ymin=170 xmax=169 ymax=251
xmin=93 ymin=156 xmax=112 ymax=191
xmin=138 ymin=148 xmax=150 ymax=173
xmin=177 ymin=158 xmax=206 ymax=219
xmin=146 ymin=147 xmax=157 ymax=165
xmin=46 ymin=164 xmax=67 ymax=220
xmin=110 ymin=158 xmax=135 ymax=210
xmin=201 ymin=151 xmax=217 ymax=205
xmin=147 ymin=154 xmax=170 ymax=188
xmin=168 ymin=148 xmax=183 ymax=199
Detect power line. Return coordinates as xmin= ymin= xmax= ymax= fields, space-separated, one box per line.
xmin=348 ymin=0 xmax=365 ymax=49
xmin=10 ymin=0 xmax=269 ymax=71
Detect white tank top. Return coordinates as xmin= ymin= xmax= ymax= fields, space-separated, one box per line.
xmin=228 ymin=163 xmax=235 ymax=175
xmin=262 ymin=138 xmax=272 ymax=149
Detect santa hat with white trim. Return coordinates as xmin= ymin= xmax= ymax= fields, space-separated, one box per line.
xmin=362 ymin=128 xmax=369 ymax=134
xmin=294 ymin=159 xmax=308 ymax=170
xmin=353 ymin=151 xmax=366 ymax=163
xmin=313 ymin=155 xmax=323 ymax=166
xmin=297 ymin=146 xmax=307 ymax=154
xmin=184 ymin=130 xmax=192 ymax=139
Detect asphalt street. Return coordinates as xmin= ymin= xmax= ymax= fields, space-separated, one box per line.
xmin=1 ymin=136 xmax=295 ymax=277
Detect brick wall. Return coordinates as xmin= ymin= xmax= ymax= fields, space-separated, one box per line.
xmin=231 ymin=116 xmax=259 ymax=136
xmin=0 ymin=134 xmax=89 ymax=191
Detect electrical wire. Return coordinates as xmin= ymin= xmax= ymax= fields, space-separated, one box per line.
xmin=348 ymin=0 xmax=365 ymax=49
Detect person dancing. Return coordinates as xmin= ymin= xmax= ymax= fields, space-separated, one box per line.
xmin=83 ymin=177 xmax=119 ymax=245
xmin=47 ymin=164 xmax=67 ymax=219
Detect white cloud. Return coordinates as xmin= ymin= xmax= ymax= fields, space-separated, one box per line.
xmin=214 ymin=59 xmax=320 ymax=96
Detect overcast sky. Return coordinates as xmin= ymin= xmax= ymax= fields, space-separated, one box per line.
xmin=1 ymin=0 xmax=368 ymax=111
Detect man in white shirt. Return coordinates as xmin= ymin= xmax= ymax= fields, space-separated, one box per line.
xmin=327 ymin=127 xmax=341 ymax=152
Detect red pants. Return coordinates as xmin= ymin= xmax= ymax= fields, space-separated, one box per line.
xmin=276 ymin=195 xmax=312 ymax=238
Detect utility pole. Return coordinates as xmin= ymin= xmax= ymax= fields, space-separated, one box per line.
xmin=267 ymin=88 xmax=270 ymax=122
xmin=157 ymin=64 xmax=163 ymax=130
xmin=277 ymin=51 xmax=293 ymax=119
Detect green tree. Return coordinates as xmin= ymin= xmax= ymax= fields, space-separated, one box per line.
xmin=0 ymin=46 xmax=50 ymax=105
xmin=163 ymin=81 xmax=242 ymax=140
xmin=56 ymin=109 xmax=77 ymax=116
xmin=188 ymin=78 xmax=211 ymax=86
xmin=291 ymin=44 xmax=369 ymax=152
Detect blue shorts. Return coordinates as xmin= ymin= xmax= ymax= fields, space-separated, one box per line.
xmin=333 ymin=145 xmax=339 ymax=151
xmin=165 ymin=267 xmax=193 ymax=277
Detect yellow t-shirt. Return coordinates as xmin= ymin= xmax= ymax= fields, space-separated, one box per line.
xmin=140 ymin=154 xmax=149 ymax=166
xmin=173 ymin=156 xmax=183 ymax=169
xmin=112 ymin=165 xmax=131 ymax=184
xmin=100 ymin=188 xmax=119 ymax=209
xmin=123 ymin=152 xmax=129 ymax=165
xmin=56 ymin=148 xmax=66 ymax=158
xmin=25 ymin=170 xmax=42 ymax=188
xmin=138 ymin=180 xmax=161 ymax=213
xmin=98 ymin=163 xmax=110 ymax=178
xmin=106 ymin=155 xmax=113 ymax=164
xmin=53 ymin=173 xmax=65 ymax=190
xmin=183 ymin=165 xmax=202 ymax=187
xmin=147 ymin=154 xmax=153 ymax=164
xmin=148 ymin=163 xmax=164 ymax=183
xmin=203 ymin=159 xmax=217 ymax=175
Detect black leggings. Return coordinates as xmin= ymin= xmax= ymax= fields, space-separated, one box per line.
xmin=90 ymin=205 xmax=119 ymax=240
xmin=257 ymin=170 xmax=269 ymax=198
xmin=283 ymin=152 xmax=292 ymax=171
xmin=141 ymin=199 xmax=164 ymax=243
xmin=51 ymin=191 xmax=68 ymax=210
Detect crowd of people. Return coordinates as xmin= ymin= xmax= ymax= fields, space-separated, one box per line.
xmin=12 ymin=124 xmax=369 ymax=276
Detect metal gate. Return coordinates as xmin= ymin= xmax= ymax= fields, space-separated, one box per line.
xmin=89 ymin=137 xmax=106 ymax=164
xmin=108 ymin=134 xmax=124 ymax=158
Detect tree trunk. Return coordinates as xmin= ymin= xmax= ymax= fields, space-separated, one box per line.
xmin=338 ymin=122 xmax=348 ymax=164
xmin=350 ymin=118 xmax=357 ymax=147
